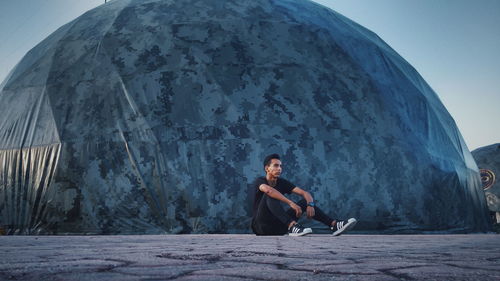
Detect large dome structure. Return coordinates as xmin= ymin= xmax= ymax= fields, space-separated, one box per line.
xmin=0 ymin=0 xmax=490 ymax=234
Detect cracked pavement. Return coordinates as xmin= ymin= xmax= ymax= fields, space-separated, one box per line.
xmin=1 ymin=234 xmax=499 ymax=280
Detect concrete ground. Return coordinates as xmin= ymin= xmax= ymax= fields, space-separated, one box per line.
xmin=1 ymin=234 xmax=499 ymax=281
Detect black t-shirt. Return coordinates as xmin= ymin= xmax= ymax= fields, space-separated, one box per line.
xmin=252 ymin=176 xmax=295 ymax=218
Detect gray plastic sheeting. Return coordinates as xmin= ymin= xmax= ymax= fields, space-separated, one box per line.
xmin=0 ymin=0 xmax=491 ymax=234
xmin=472 ymin=143 xmax=500 ymax=212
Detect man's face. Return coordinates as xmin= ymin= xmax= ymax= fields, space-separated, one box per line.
xmin=266 ymin=159 xmax=282 ymax=177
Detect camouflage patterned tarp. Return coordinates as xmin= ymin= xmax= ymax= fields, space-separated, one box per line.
xmin=472 ymin=143 xmax=500 ymax=212
xmin=0 ymin=0 xmax=491 ymax=234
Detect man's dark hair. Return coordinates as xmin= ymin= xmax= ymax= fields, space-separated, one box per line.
xmin=263 ymin=154 xmax=280 ymax=168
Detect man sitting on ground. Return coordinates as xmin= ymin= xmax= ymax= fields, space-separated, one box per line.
xmin=251 ymin=153 xmax=357 ymax=236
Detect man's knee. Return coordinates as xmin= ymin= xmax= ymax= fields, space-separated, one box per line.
xmin=263 ymin=196 xmax=281 ymax=209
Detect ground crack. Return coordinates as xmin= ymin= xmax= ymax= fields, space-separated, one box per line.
xmin=377 ymin=265 xmax=430 ymax=280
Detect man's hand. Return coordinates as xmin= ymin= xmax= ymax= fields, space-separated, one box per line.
xmin=291 ymin=187 xmax=315 ymax=218
xmin=289 ymin=202 xmax=302 ymax=218
xmin=306 ymin=206 xmax=315 ymax=218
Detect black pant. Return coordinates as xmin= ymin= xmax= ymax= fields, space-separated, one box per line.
xmin=252 ymin=196 xmax=334 ymax=235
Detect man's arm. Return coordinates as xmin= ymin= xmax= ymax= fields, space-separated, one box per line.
xmin=291 ymin=187 xmax=315 ymax=218
xmin=291 ymin=187 xmax=314 ymax=203
xmin=259 ymin=184 xmax=302 ymax=217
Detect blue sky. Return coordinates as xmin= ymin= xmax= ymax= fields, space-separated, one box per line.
xmin=0 ymin=0 xmax=499 ymax=150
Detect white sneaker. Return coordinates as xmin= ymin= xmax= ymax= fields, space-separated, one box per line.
xmin=288 ymin=223 xmax=313 ymax=236
xmin=331 ymin=218 xmax=357 ymax=236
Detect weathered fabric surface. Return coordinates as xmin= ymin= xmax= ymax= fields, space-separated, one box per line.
xmin=0 ymin=0 xmax=490 ymax=234
xmin=472 ymin=144 xmax=500 ymax=212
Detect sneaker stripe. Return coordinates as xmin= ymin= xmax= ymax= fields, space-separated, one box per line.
xmin=332 ymin=218 xmax=357 ymax=236
xmin=288 ymin=223 xmax=312 ymax=236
